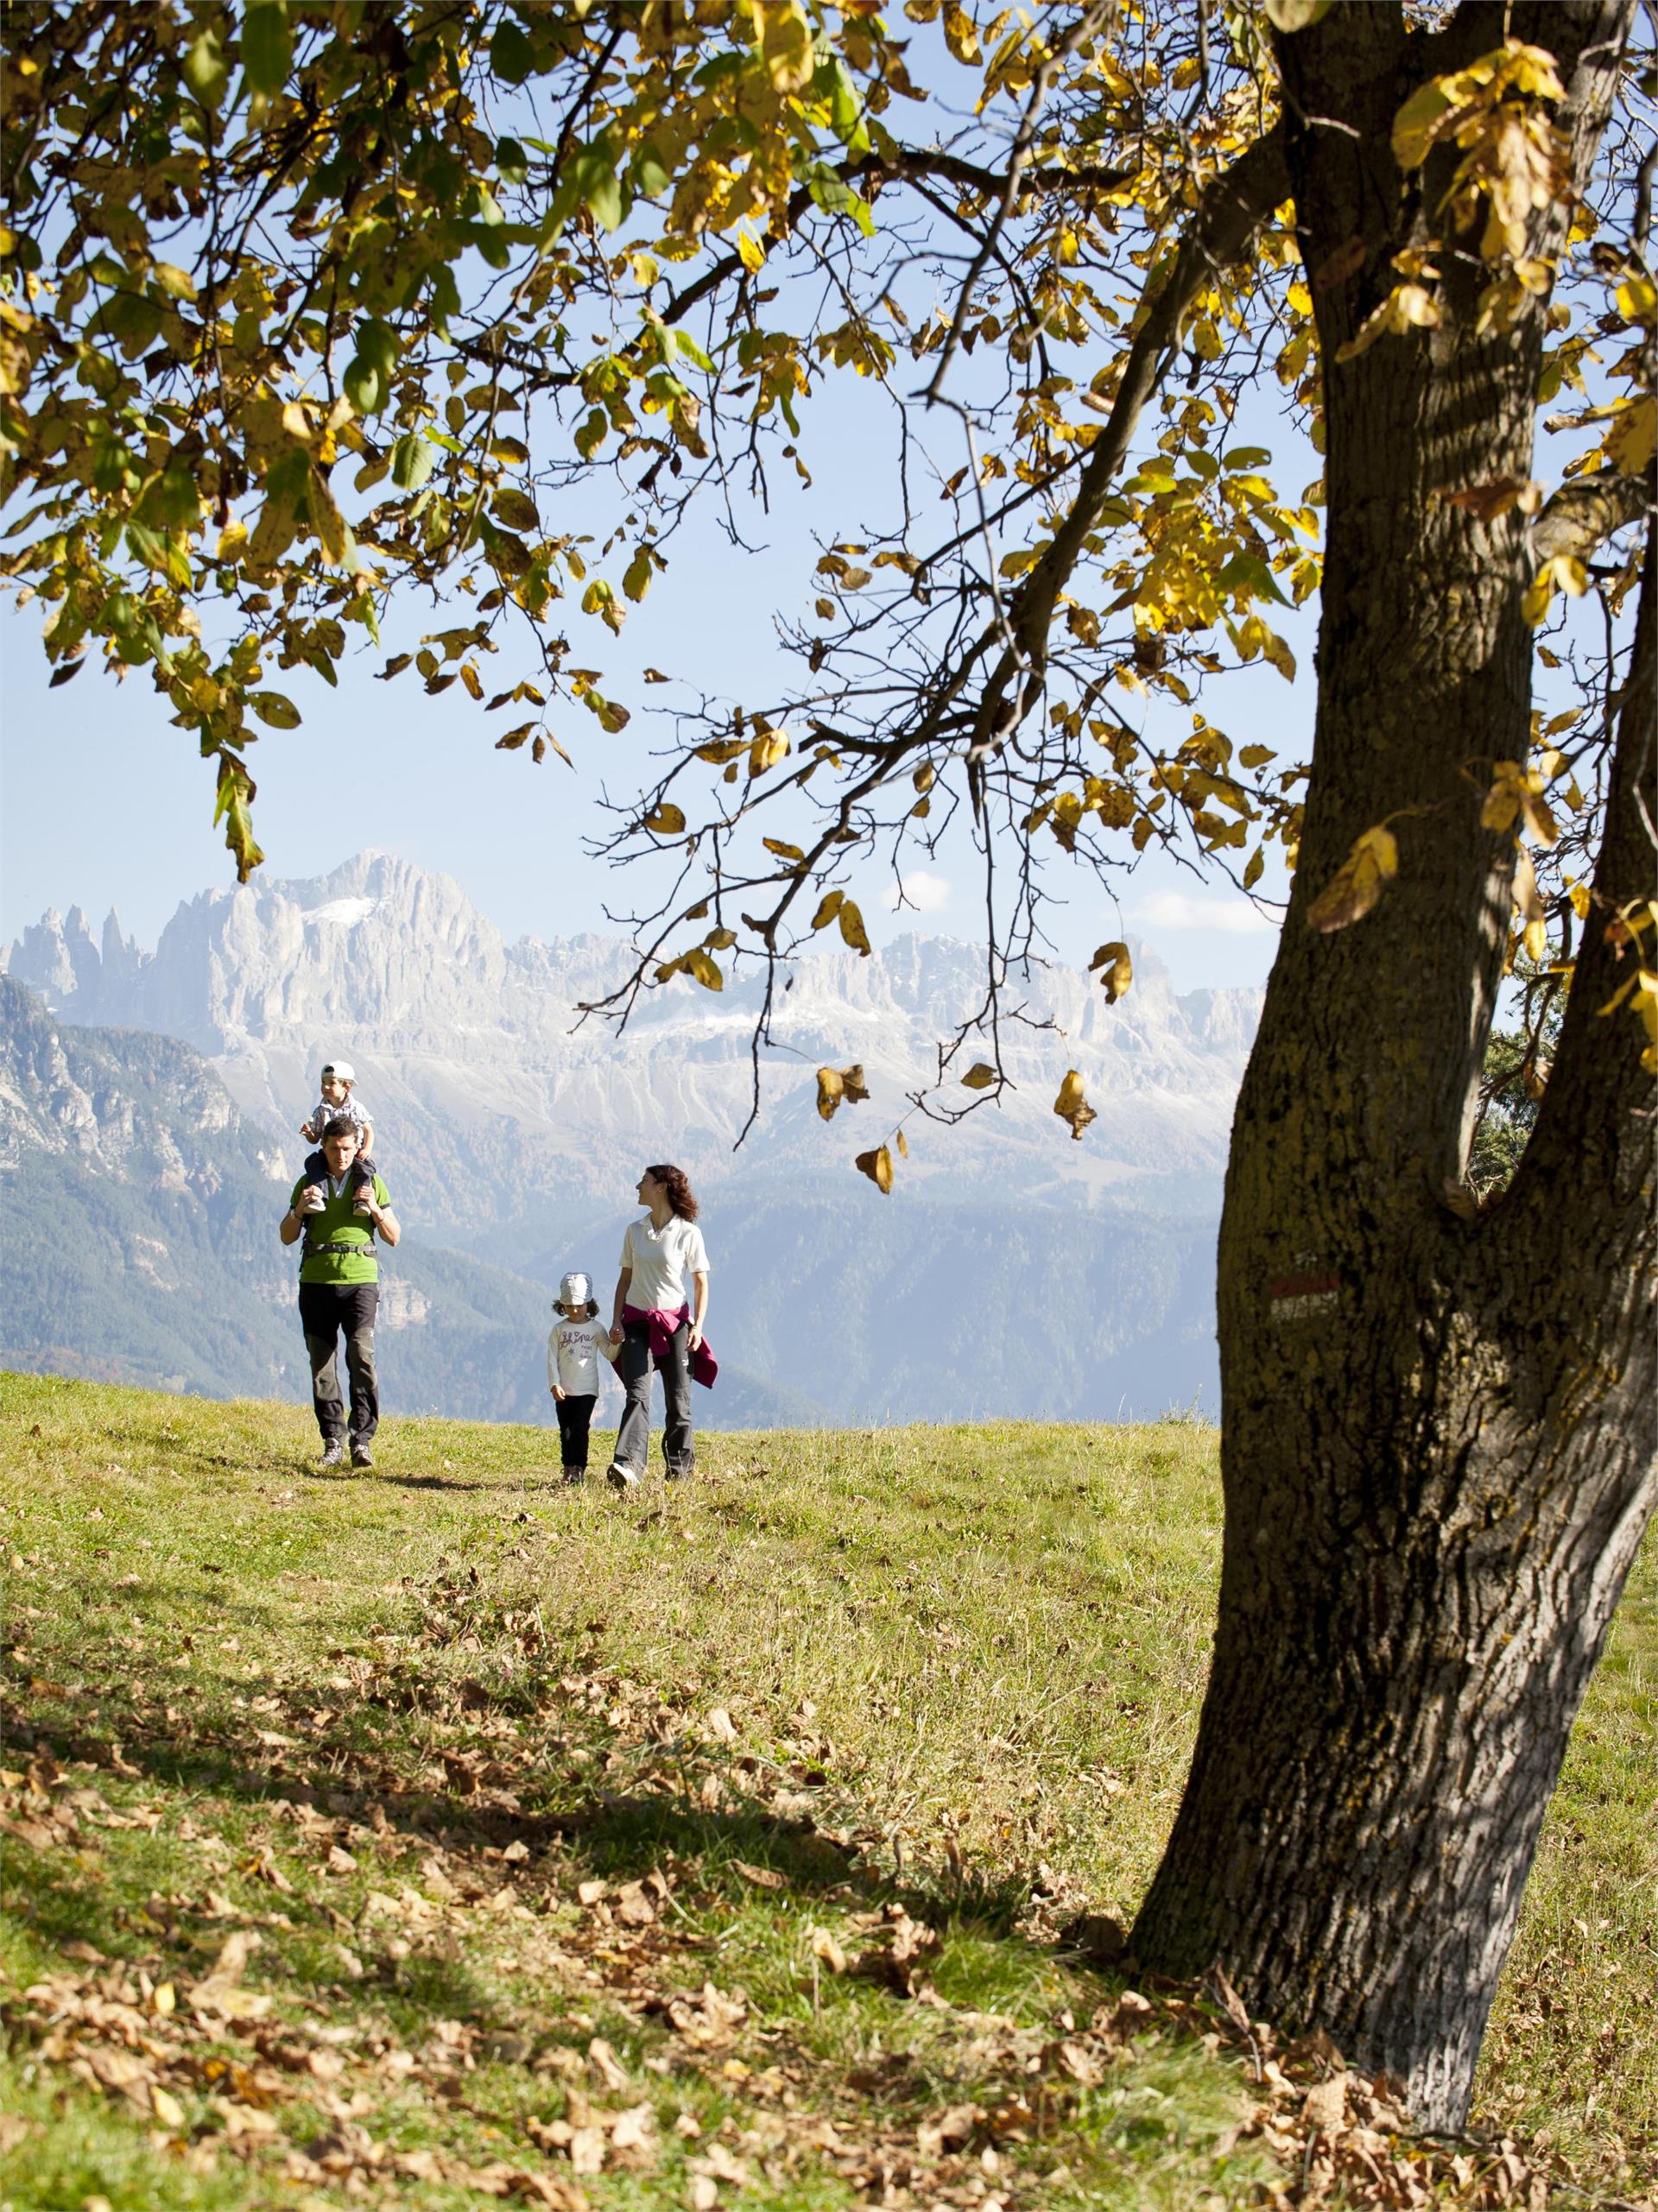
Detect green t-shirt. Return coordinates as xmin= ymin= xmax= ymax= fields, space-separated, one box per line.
xmin=288 ymin=1172 xmax=390 ymax=1286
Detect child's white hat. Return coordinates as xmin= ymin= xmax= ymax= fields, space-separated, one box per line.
xmin=559 ymin=1272 xmax=593 ymax=1308
xmin=321 ymin=1059 xmax=357 ymax=1084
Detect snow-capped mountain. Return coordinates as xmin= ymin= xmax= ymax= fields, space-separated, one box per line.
xmin=5 ymin=850 xmax=1257 ymax=1238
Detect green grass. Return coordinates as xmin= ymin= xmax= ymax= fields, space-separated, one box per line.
xmin=0 ymin=1374 xmax=1651 ymax=2210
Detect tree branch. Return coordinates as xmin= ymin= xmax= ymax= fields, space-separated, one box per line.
xmin=1529 ymin=469 xmax=1655 ymax=565
xmin=965 ymin=122 xmax=1292 ymax=747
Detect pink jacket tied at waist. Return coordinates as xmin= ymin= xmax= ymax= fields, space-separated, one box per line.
xmin=620 ymin=1304 xmax=718 ymax=1388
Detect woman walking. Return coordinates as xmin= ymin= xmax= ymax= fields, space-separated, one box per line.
xmin=606 ymin=1164 xmax=710 ymax=1490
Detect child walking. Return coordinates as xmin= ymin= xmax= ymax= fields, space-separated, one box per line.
xmin=301 ymin=1059 xmax=377 ymax=1217
xmin=547 ymin=1272 xmax=616 ymax=1483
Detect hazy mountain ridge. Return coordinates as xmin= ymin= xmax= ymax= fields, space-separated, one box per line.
xmin=4 ymin=851 xmax=1258 ymax=1416
xmin=0 ymin=977 xmax=818 ymax=1430
xmin=5 ymin=850 xmax=1259 ymax=1238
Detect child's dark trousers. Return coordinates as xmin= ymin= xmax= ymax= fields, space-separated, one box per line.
xmin=555 ymin=1393 xmax=596 ymax=1469
xmin=306 ymin=1147 xmax=377 ymax=1197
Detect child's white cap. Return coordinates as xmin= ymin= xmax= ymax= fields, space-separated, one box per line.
xmin=559 ymin=1272 xmax=593 ymax=1308
xmin=321 ymin=1059 xmax=357 ymax=1084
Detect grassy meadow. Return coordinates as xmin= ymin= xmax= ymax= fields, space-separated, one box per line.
xmin=0 ymin=1374 xmax=1652 ymax=2210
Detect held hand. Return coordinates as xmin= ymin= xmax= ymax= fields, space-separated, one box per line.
xmin=609 ymin=1324 xmax=623 ymax=1348
xmin=552 ymin=1383 xmax=566 ymax=1401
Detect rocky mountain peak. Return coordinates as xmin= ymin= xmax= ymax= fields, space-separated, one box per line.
xmin=5 ymin=850 xmax=1262 ymax=1235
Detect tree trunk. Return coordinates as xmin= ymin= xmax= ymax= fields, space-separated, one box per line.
xmin=1131 ymin=1 xmax=1655 ymax=2129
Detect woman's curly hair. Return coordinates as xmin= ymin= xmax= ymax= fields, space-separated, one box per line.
xmin=646 ymin=1164 xmax=699 ymax=1221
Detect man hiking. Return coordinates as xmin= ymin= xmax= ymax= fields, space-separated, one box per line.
xmin=279 ymin=1115 xmax=402 ymax=1469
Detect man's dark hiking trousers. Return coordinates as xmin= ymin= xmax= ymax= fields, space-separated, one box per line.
xmin=298 ymin=1282 xmax=379 ymax=1446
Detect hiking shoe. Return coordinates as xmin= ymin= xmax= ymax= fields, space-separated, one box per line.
xmin=351 ymin=1440 xmax=375 ymax=1469
xmin=320 ymin=1438 xmax=345 ymax=1469
xmin=562 ymin=1467 xmax=585 ymax=1486
xmin=605 ymin=1462 xmax=639 ymax=1493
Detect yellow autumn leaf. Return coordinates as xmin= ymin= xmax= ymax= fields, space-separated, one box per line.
xmin=749 ymin=728 xmax=790 ymax=775
xmin=151 ymin=2084 xmax=186 ymax=2128
xmin=811 ymin=889 xmax=845 ymax=929
xmin=895 ymin=1127 xmax=909 ymax=1158
xmin=758 ymin=0 xmax=814 ymax=93
xmin=960 ymin=1062 xmax=997 ymax=1089
xmin=643 ymin=802 xmax=687 ymax=835
xmin=1306 ymin=825 xmax=1399 ymax=933
xmin=838 ymin=899 xmax=871 ymax=954
xmin=683 ymin=947 xmax=724 ymax=990
xmin=737 ymin=230 xmax=767 ymax=275
xmin=816 ymin=1066 xmax=845 ymax=1120
xmin=1604 ymin=395 xmax=1655 ymax=477
xmin=1334 ymin=282 xmax=1440 ymax=363
xmin=1053 ymin=1069 xmax=1096 ymax=1141
xmin=1090 ymin=940 xmax=1133 ymax=1002
xmin=855 ymin=1144 xmax=895 ymax=1192
xmin=942 ymin=5 xmax=980 ymax=65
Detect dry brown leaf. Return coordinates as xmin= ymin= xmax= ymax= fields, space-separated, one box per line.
xmin=586 ymin=2037 xmax=630 ymax=2092
xmin=810 ymin=1929 xmax=846 ymax=1974
xmin=732 ymin=1860 xmax=786 ymax=1890
xmin=916 ymin=2103 xmax=980 ymax=2158
xmin=1303 ymin=2071 xmax=1347 ymax=2133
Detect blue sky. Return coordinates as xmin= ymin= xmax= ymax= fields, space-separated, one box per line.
xmin=2 ymin=362 xmax=1308 ymax=994
xmin=2 ymin=70 xmax=1315 ymax=1002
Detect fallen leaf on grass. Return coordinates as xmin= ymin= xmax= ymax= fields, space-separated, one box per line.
xmin=732 ymin=1860 xmax=786 ymax=1891
xmin=809 ymin=1929 xmax=846 ymax=1974
xmin=1302 ymin=2071 xmax=1347 ymax=2133
xmin=854 ymin=1905 xmax=940 ymax=1996
xmin=916 ymin=2103 xmax=980 ymax=2158
xmin=586 ymin=2037 xmax=630 ymax=2092
xmin=190 ymin=1931 xmax=272 ymax=2021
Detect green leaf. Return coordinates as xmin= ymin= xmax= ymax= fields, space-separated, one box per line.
xmin=248 ymin=690 xmax=301 ymax=730
xmin=241 ymin=3 xmax=292 ymax=98
xmin=572 ymin=149 xmax=623 ymax=233
xmin=343 ymin=357 xmax=383 ymax=416
xmin=151 ymin=262 xmax=197 ymax=301
xmin=495 ymin=136 xmax=529 ymax=186
xmin=633 ymin=143 xmax=673 ymax=198
xmin=213 ymin=756 xmax=264 ymax=882
xmin=391 ymin=433 xmax=435 ymax=491
xmin=491 ymin=487 xmax=540 ymax=532
xmin=807 ymin=165 xmax=876 ymax=238
xmin=1213 ymin=551 xmax=1292 ymax=608
xmin=672 ymin=330 xmax=714 ymax=374
xmin=182 ymin=28 xmax=227 ymax=105
xmin=490 ymin=20 xmax=536 ymax=84
xmin=356 ymin=320 xmax=400 ymax=380
xmin=1262 ymin=0 xmax=1332 ymax=27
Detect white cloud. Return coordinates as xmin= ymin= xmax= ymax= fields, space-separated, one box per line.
xmin=891 ymin=869 xmax=952 ymax=913
xmin=1130 ymin=888 xmax=1275 ymax=936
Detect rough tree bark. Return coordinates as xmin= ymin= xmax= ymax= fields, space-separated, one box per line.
xmin=1130 ymin=0 xmax=1655 ymax=2129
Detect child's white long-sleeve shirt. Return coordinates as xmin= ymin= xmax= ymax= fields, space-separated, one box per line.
xmin=547 ymin=1314 xmax=616 ymax=1395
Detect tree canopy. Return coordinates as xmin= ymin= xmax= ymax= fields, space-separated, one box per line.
xmin=5 ymin=0 xmax=1650 ymax=1155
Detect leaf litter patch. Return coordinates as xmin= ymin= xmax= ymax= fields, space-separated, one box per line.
xmin=3 ymin=1501 xmax=1629 ymax=2209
